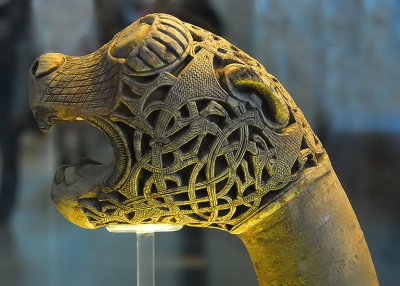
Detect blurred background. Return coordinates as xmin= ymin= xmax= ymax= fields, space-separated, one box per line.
xmin=0 ymin=0 xmax=399 ymax=285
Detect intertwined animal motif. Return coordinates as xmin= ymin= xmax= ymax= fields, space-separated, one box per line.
xmin=29 ymin=13 xmax=324 ymax=231
xmin=29 ymin=14 xmax=381 ymax=286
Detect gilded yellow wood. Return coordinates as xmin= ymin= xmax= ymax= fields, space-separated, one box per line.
xmin=29 ymin=13 xmax=378 ymax=285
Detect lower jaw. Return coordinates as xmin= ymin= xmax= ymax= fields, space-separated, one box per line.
xmin=50 ymin=115 xmax=132 ymax=229
xmin=51 ymin=161 xmax=114 ymax=229
xmin=52 ymin=194 xmax=96 ymax=229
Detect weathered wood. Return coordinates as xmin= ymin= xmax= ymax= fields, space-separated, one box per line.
xmin=29 ymin=13 xmax=378 ymax=285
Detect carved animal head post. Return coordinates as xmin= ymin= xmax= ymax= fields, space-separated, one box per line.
xmin=29 ymin=14 xmax=378 ymax=285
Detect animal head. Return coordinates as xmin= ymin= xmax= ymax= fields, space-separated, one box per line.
xmin=29 ymin=14 xmax=323 ymax=232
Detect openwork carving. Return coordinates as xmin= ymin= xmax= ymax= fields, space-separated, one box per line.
xmin=29 ymin=14 xmax=324 ymax=231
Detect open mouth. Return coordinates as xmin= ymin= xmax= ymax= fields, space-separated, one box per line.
xmin=85 ymin=115 xmax=131 ymax=187
xmin=46 ymin=113 xmax=134 ymax=229
xmin=51 ymin=114 xmax=132 ymax=200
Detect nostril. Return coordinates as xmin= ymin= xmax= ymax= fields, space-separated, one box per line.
xmin=31 ymin=60 xmax=39 ymax=76
xmin=140 ymin=14 xmax=156 ymax=25
xmin=32 ymin=53 xmax=64 ymax=78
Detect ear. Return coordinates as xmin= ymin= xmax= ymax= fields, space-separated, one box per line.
xmin=107 ymin=13 xmax=192 ymax=76
xmin=224 ymin=64 xmax=289 ymax=127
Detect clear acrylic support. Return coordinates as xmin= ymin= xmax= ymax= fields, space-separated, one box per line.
xmin=136 ymin=232 xmax=154 ymax=286
xmin=106 ymin=224 xmax=183 ymax=286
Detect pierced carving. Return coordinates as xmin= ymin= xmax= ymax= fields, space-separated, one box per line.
xmin=29 ymin=13 xmax=324 ymax=231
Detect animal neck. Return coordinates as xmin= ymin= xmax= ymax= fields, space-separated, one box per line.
xmin=233 ymin=154 xmax=379 ymax=286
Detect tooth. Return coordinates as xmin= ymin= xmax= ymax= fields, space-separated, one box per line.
xmin=55 ymin=168 xmax=65 ymax=184
xmin=64 ymin=166 xmax=79 ymax=185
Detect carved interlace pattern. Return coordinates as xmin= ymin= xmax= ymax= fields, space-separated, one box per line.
xmin=40 ymin=14 xmax=324 ymax=231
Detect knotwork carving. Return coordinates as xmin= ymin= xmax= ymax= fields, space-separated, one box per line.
xmin=29 ymin=13 xmax=324 ymax=231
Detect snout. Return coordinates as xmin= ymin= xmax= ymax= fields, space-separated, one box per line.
xmin=29 ymin=53 xmax=67 ymax=131
xmin=30 ymin=53 xmax=64 ymax=78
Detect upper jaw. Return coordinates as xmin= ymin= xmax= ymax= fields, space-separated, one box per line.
xmin=29 ymin=103 xmax=82 ymax=132
xmin=29 ymin=68 xmax=84 ymax=131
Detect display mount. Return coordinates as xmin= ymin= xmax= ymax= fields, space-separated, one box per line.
xmin=107 ymin=224 xmax=183 ymax=286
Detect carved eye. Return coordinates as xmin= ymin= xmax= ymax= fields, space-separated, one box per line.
xmin=225 ymin=64 xmax=290 ymax=128
xmin=108 ymin=13 xmax=192 ymax=76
